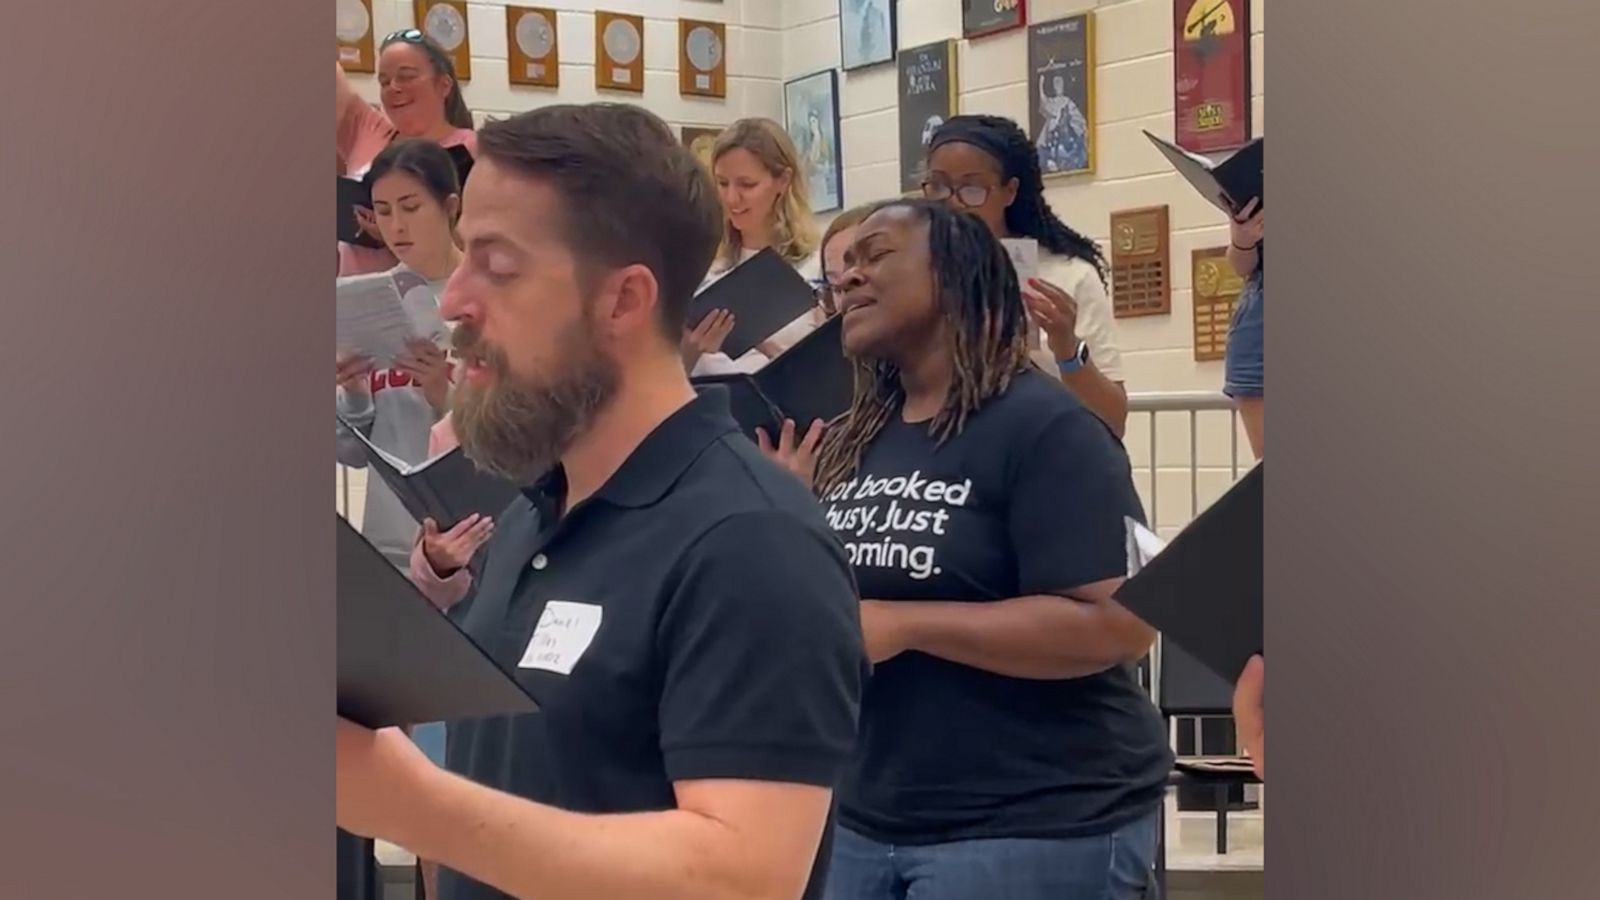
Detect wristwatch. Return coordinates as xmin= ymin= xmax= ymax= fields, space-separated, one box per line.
xmin=1057 ymin=340 xmax=1090 ymax=375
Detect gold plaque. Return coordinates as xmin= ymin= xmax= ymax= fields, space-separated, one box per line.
xmin=596 ymin=11 xmax=645 ymax=93
xmin=337 ymin=0 xmax=377 ymax=73
xmin=1109 ymin=205 xmax=1171 ymax=319
xmin=414 ymin=0 xmax=473 ymax=81
xmin=507 ymin=7 xmax=560 ymax=88
xmin=1191 ymin=247 xmax=1245 ymax=361
xmin=679 ymin=19 xmax=727 ymax=98
xmin=681 ymin=125 xmax=723 ymax=172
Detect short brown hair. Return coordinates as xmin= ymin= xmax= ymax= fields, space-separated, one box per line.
xmin=476 ymin=104 xmax=722 ymax=336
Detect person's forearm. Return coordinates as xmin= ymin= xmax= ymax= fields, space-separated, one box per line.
xmin=1058 ymin=364 xmax=1128 ymax=437
xmin=394 ymin=768 xmax=801 ymax=900
xmin=892 ymin=595 xmax=1154 ymax=680
xmin=1226 ymin=242 xmax=1259 ymax=278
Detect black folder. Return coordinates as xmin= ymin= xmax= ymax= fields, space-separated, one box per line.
xmin=338 ymin=514 xmax=538 ymax=728
xmin=687 ymin=248 xmax=819 ymax=359
xmin=338 ymin=144 xmax=476 ymax=249
xmin=692 ymin=313 xmax=855 ymax=437
xmin=1114 ymin=462 xmax=1262 ymax=684
xmin=337 ymin=415 xmax=519 ymax=529
xmin=1145 ymin=131 xmax=1262 ymax=216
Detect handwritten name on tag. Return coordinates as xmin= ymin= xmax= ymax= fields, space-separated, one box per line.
xmin=518 ymin=601 xmax=604 ymax=675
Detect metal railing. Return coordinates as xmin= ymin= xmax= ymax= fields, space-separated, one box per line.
xmin=1127 ymin=390 xmax=1246 ymax=533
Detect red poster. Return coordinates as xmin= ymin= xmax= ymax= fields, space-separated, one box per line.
xmin=1173 ymin=0 xmax=1251 ymax=153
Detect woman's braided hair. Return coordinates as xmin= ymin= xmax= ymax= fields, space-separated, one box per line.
xmin=928 ymin=114 xmax=1108 ymax=283
xmin=812 ymin=199 xmax=1033 ymax=495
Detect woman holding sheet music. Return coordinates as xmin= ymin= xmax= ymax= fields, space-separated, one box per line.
xmin=921 ymin=115 xmax=1130 ymax=436
xmin=685 ymin=118 xmax=824 ymax=375
xmin=336 ymin=30 xmax=476 ymax=276
xmin=761 ymin=200 xmax=1170 ymax=899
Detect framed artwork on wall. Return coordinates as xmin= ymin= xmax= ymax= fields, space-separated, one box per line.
xmin=963 ymin=0 xmax=1026 ymax=40
xmin=896 ymin=40 xmax=959 ymax=193
xmin=840 ymin=0 xmax=896 ymax=71
xmin=506 ymin=6 xmax=560 ymax=88
xmin=784 ymin=70 xmax=844 ymax=214
xmin=1173 ymin=0 xmax=1252 ymax=152
xmin=414 ymin=0 xmax=472 ymax=80
xmin=596 ymin=11 xmax=645 ymax=93
xmin=1027 ymin=13 xmax=1096 ymax=177
xmin=337 ymin=0 xmax=377 ymax=73
xmin=679 ymin=19 xmax=727 ymax=98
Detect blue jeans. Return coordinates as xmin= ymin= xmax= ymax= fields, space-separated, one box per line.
xmin=410 ymin=721 xmax=447 ymax=765
xmin=824 ymin=809 xmax=1159 ymax=900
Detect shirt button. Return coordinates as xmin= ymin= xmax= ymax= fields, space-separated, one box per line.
xmin=531 ymin=553 xmax=549 ymax=571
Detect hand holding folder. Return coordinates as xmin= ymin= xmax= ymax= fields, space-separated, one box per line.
xmin=336 ymin=416 xmax=520 ymax=530
xmin=1115 ymin=462 xmax=1263 ymax=684
xmin=687 ymin=248 xmax=819 ymax=359
xmin=338 ymin=514 xmax=537 ymax=728
xmin=1144 ymin=131 xmax=1263 ymax=217
xmin=692 ymin=313 xmax=855 ymax=439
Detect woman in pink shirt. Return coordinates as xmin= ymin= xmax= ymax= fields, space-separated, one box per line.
xmin=336 ymin=29 xmax=477 ymax=276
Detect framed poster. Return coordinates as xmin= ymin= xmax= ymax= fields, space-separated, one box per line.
xmin=840 ymin=0 xmax=896 ymax=71
xmin=784 ymin=70 xmax=844 ymax=214
xmin=414 ymin=0 xmax=472 ymax=81
xmin=681 ymin=125 xmax=723 ymax=172
xmin=1191 ymin=246 xmax=1245 ymax=361
xmin=897 ymin=40 xmax=959 ymax=194
xmin=963 ymin=0 xmax=1026 ymax=40
xmin=1027 ymin=13 xmax=1096 ymax=177
xmin=679 ymin=19 xmax=727 ymax=98
xmin=337 ymin=0 xmax=377 ymax=73
xmin=1173 ymin=0 xmax=1252 ymax=152
xmin=595 ymin=11 xmax=645 ymax=93
xmin=506 ymin=6 xmax=560 ymax=88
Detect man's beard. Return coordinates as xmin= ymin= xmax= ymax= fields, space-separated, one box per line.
xmin=449 ymin=314 xmax=621 ymax=485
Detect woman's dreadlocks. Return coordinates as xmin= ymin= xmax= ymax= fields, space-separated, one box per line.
xmin=812 ymin=200 xmax=1033 ymax=496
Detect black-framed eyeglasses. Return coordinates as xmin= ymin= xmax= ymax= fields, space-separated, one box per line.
xmin=810 ymin=278 xmax=844 ymax=316
xmin=921 ymin=179 xmax=992 ymax=208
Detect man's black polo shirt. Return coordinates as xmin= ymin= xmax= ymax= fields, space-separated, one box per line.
xmin=437 ymin=391 xmax=866 ymax=900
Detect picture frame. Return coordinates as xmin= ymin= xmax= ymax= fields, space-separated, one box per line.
xmin=839 ymin=0 xmax=896 ymax=72
xmin=506 ymin=6 xmax=560 ymax=88
xmin=679 ymin=19 xmax=728 ymax=98
xmin=595 ymin=10 xmax=645 ymax=93
xmin=413 ymin=0 xmax=472 ymax=81
xmin=681 ymin=125 xmax=723 ymax=173
xmin=896 ymin=40 xmax=959 ymax=194
xmin=784 ymin=70 xmax=844 ymax=214
xmin=963 ymin=0 xmax=1027 ymax=40
xmin=1173 ymin=0 xmax=1253 ymax=153
xmin=336 ymin=0 xmax=377 ymax=73
xmin=1027 ymin=13 xmax=1097 ymax=178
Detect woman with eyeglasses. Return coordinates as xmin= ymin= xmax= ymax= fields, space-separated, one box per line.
xmin=336 ymin=29 xmax=477 ymax=276
xmin=760 ymin=199 xmax=1170 ymax=900
xmin=684 ymin=119 xmax=823 ymax=375
xmin=921 ymin=115 xmax=1129 ymax=436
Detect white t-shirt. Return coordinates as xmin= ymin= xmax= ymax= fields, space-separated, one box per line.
xmin=1031 ymin=251 xmax=1124 ymax=383
xmin=691 ymin=247 xmax=823 ymax=376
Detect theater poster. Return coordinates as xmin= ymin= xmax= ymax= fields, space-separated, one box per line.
xmin=897 ymin=40 xmax=959 ymax=193
xmin=1173 ymin=0 xmax=1251 ymax=153
xmin=963 ymin=0 xmax=1026 ymax=40
xmin=1027 ymin=14 xmax=1096 ymax=177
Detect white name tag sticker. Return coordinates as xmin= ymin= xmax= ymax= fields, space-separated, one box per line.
xmin=518 ymin=601 xmax=604 ymax=675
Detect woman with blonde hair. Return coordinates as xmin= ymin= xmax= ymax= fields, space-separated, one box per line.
xmin=686 ymin=118 xmax=824 ymax=375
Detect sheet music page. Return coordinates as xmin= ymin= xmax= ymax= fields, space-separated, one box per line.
xmin=336 ymin=272 xmax=425 ymax=366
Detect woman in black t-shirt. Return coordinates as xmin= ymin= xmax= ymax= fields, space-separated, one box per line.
xmin=760 ymin=200 xmax=1173 ymax=900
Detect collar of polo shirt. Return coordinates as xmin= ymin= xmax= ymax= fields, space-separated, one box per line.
xmin=517 ymin=389 xmax=740 ymax=510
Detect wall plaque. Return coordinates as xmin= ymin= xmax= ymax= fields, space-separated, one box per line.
xmin=507 ymin=7 xmax=560 ymax=88
xmin=1191 ymin=246 xmax=1244 ymax=360
xmin=964 ymin=0 xmax=1027 ymax=40
xmin=337 ymin=0 xmax=377 ymax=73
xmin=596 ymin=11 xmax=645 ymax=93
xmin=1110 ymin=205 xmax=1172 ymax=318
xmin=679 ymin=19 xmax=727 ymax=98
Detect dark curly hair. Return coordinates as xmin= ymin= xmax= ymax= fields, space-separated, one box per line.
xmin=928 ymin=113 xmax=1107 ymax=283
